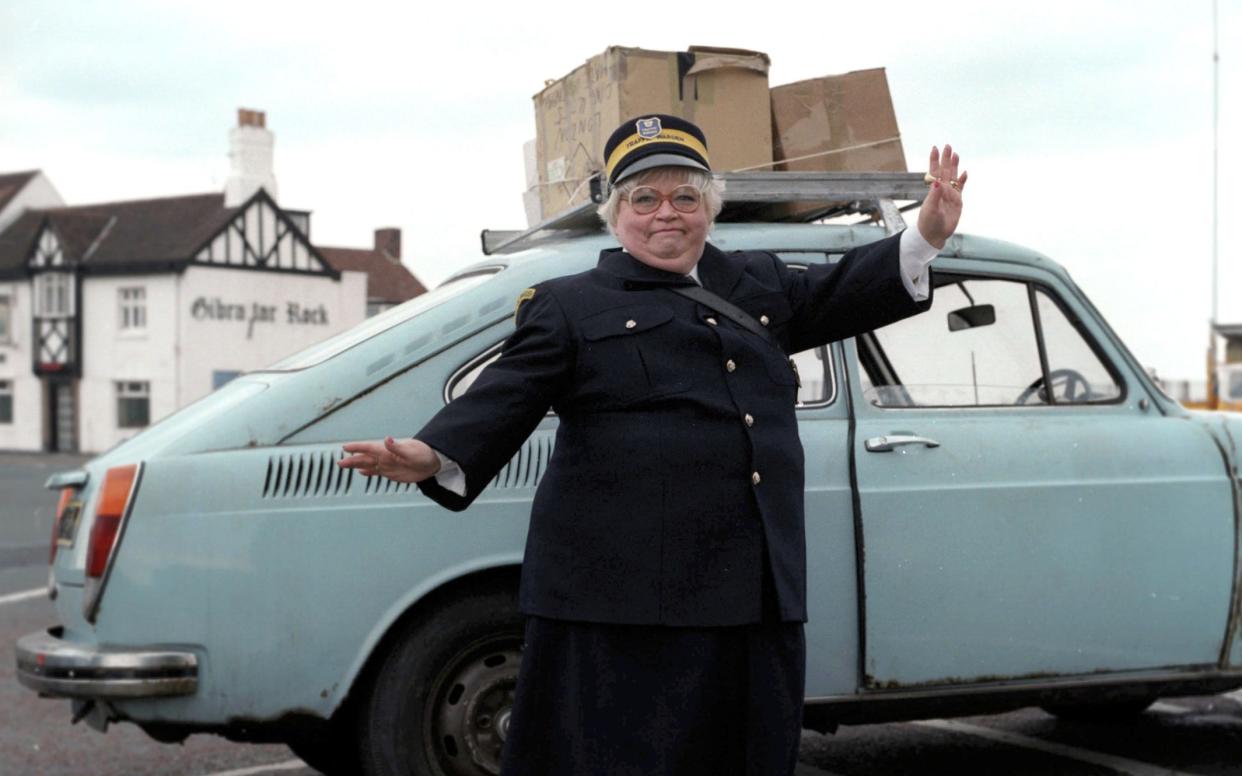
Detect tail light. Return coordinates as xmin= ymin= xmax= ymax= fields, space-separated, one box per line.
xmin=49 ymin=487 xmax=74 ymax=563
xmin=83 ymin=463 xmax=143 ymax=622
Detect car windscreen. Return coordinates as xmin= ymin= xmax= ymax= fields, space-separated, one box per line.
xmin=262 ymin=268 xmax=502 ymax=371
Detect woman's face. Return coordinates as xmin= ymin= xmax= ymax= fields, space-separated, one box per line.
xmin=613 ymin=169 xmax=709 ymax=275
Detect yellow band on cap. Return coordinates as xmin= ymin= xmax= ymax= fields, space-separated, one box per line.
xmin=604 ymin=129 xmax=710 ymax=180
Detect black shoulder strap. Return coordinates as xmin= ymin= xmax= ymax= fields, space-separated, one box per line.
xmin=668 ymin=285 xmax=778 ymax=348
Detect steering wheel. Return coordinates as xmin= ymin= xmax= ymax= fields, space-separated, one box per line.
xmin=1016 ymin=368 xmax=1092 ymax=405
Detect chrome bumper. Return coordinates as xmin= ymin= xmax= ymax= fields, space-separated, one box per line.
xmin=16 ymin=627 xmax=198 ymax=698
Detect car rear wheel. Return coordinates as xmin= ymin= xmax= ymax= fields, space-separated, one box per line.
xmin=356 ymin=587 xmax=524 ymax=776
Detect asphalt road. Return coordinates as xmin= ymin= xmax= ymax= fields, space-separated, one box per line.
xmin=7 ymin=451 xmax=1242 ymax=775
xmin=0 ymin=451 xmax=83 ymax=594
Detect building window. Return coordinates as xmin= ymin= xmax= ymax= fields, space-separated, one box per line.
xmin=116 ymin=381 xmax=150 ymax=428
xmin=366 ymin=301 xmax=395 ymax=318
xmin=34 ymin=273 xmax=73 ymax=318
xmin=212 ymin=370 xmax=242 ymax=389
xmin=119 ymin=287 xmax=147 ymax=331
xmin=0 ymin=380 xmax=11 ymax=423
xmin=0 ymin=295 xmax=10 ymax=342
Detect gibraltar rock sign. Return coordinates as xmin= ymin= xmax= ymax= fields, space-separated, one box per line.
xmin=190 ymin=297 xmax=330 ymax=339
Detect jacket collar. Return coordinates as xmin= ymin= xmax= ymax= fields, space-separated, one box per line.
xmin=597 ymin=242 xmax=747 ymax=295
xmin=695 ymin=241 xmax=747 ymax=297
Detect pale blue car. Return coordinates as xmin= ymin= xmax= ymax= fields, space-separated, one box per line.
xmin=17 ymin=208 xmax=1242 ymax=776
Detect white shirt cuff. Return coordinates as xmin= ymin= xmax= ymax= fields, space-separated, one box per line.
xmin=432 ymin=449 xmax=467 ymax=497
xmin=898 ymin=227 xmax=940 ymax=301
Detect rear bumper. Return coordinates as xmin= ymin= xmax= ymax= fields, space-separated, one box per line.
xmin=16 ymin=627 xmax=198 ymax=699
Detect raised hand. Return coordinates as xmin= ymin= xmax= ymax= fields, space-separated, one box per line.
xmin=338 ymin=436 xmax=441 ymax=483
xmin=918 ymin=144 xmax=968 ymax=249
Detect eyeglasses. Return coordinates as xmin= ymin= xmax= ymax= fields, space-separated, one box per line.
xmin=626 ymin=185 xmax=704 ymax=215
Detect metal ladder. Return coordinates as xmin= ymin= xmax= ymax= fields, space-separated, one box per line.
xmin=480 ymin=170 xmax=929 ymax=256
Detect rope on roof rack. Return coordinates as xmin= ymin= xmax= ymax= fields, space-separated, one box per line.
xmin=728 ymin=137 xmax=903 ymax=172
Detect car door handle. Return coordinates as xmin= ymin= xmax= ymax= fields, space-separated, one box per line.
xmin=864 ymin=434 xmax=941 ymax=452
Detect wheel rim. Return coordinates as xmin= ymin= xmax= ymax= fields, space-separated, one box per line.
xmin=427 ymin=636 xmax=522 ymax=776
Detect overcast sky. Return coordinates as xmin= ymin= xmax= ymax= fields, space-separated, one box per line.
xmin=2 ymin=0 xmax=1237 ymax=380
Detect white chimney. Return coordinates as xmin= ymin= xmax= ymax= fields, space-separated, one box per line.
xmin=224 ymin=108 xmax=278 ymax=207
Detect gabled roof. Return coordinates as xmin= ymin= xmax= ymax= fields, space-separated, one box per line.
xmin=0 ymin=171 xmax=39 ymax=214
xmin=0 ymin=210 xmax=44 ymax=270
xmin=317 ymin=246 xmax=427 ymax=303
xmin=0 ymin=192 xmax=236 ymax=273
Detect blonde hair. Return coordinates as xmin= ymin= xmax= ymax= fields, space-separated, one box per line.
xmin=597 ymin=168 xmax=724 ymax=235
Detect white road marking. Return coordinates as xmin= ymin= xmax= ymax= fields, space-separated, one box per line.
xmin=914 ymin=718 xmax=1198 ymax=776
xmin=199 ymin=759 xmax=307 ymax=776
xmin=0 ymin=587 xmax=45 ymax=606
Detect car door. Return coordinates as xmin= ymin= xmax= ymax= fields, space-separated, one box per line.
xmin=850 ymin=263 xmax=1235 ymax=689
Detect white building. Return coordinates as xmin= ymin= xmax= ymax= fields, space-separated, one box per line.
xmin=0 ymin=110 xmax=425 ymax=453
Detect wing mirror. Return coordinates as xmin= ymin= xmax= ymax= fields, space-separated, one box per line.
xmin=947 ymin=304 xmax=995 ymax=332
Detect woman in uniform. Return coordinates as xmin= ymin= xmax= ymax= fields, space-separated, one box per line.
xmin=340 ymin=114 xmax=966 ymax=775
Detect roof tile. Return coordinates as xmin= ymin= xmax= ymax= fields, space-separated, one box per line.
xmin=0 ymin=171 xmax=39 ymax=215
xmin=317 ymin=246 xmax=427 ymax=303
xmin=0 ymin=192 xmax=235 ymax=273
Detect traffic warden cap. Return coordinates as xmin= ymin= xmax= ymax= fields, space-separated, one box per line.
xmin=604 ymin=114 xmax=711 ymax=185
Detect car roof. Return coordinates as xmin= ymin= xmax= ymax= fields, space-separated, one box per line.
xmin=453 ymin=222 xmax=1060 ymax=285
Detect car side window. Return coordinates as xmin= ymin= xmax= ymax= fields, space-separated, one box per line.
xmin=858 ymin=275 xmax=1121 ymax=408
xmin=448 ymin=344 xmax=834 ymax=407
xmin=1034 ymin=288 xmax=1122 ymax=403
xmin=791 ymin=346 xmax=833 ymax=407
xmin=446 ymin=347 xmax=501 ymax=403
xmin=780 ymin=257 xmax=836 ymax=407
xmin=448 ymin=257 xmax=840 ymax=407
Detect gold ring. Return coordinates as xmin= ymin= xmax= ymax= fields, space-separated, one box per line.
xmin=923 ymin=173 xmax=959 ymax=190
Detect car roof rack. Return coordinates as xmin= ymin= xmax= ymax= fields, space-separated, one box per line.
xmin=480 ymin=170 xmax=929 ymax=256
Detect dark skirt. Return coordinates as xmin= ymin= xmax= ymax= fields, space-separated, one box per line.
xmin=499 ymin=616 xmax=806 ymax=776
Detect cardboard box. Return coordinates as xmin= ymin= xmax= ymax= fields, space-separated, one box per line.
xmin=522 ymin=139 xmax=539 ymax=190
xmin=532 ymin=46 xmax=773 ymax=217
xmin=522 ymin=188 xmax=542 ymax=228
xmin=768 ymin=68 xmax=906 ymax=220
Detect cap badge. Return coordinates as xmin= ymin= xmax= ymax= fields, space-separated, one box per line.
xmin=636 ymin=117 xmax=662 ymax=139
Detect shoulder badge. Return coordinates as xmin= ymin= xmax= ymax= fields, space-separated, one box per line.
xmin=514 ymin=287 xmax=536 ymax=317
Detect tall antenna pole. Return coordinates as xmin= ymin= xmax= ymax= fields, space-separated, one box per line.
xmin=1212 ymin=0 xmax=1220 ymax=326
xmin=1208 ymin=0 xmax=1220 ymax=408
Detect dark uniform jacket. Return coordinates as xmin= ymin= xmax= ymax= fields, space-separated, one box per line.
xmin=416 ymin=232 xmax=930 ymax=627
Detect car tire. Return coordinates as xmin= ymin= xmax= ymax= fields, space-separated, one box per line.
xmin=1040 ymin=697 xmax=1156 ymax=721
xmin=356 ymin=587 xmax=524 ymax=776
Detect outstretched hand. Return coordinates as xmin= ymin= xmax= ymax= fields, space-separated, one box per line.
xmin=338 ymin=436 xmax=441 ymax=483
xmin=917 ymin=144 xmax=968 ymax=249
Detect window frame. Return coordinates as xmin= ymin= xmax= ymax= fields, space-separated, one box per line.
xmin=212 ymin=370 xmax=242 ymax=390
xmin=1029 ymin=283 xmax=1127 ymax=405
xmin=33 ymin=272 xmax=74 ymax=319
xmin=0 ymin=294 xmax=11 ymax=343
xmin=444 ymin=341 xmax=838 ymax=410
xmin=443 ymin=259 xmax=842 ymax=410
xmin=857 ymin=270 xmax=1127 ymax=410
xmin=781 ymin=259 xmax=838 ymax=409
xmin=0 ymin=379 xmax=12 ymax=424
xmin=118 ymin=286 xmax=147 ymax=332
xmin=116 ymin=380 xmax=151 ymax=429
